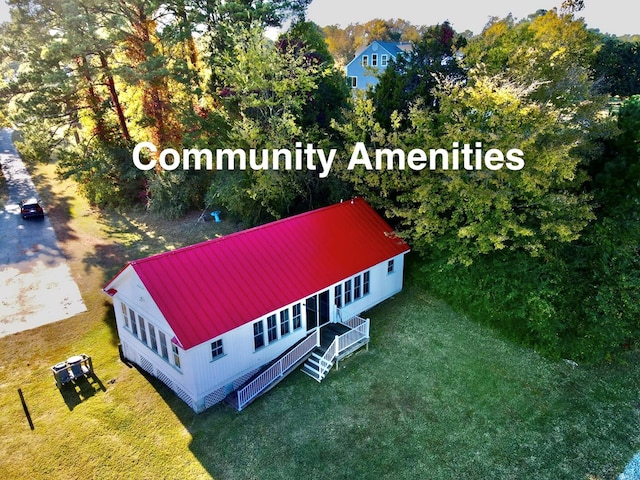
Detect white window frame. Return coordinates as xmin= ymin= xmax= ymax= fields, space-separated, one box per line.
xmin=148 ymin=323 xmax=158 ymax=353
xmin=172 ymin=343 xmax=181 ymax=369
xmin=121 ymin=302 xmax=129 ymax=328
xmin=334 ymin=284 xmax=342 ymax=308
xmin=363 ymin=271 xmax=370 ymax=296
xmin=280 ymin=309 xmax=290 ymax=337
xmin=253 ymin=321 xmax=265 ymax=350
xmin=344 ymin=279 xmax=353 ymax=305
xmin=267 ymin=314 xmax=278 ymax=344
xmin=159 ymin=331 xmax=169 ymax=361
xmin=387 ymin=259 xmax=395 ymax=274
xmin=130 ymin=309 xmax=138 ymax=337
xmin=292 ymin=304 xmax=302 ymax=330
xmin=139 ymin=316 xmax=148 ymax=345
xmin=211 ymin=339 xmax=224 ymax=361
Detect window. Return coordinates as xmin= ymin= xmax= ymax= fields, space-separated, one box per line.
xmin=130 ymin=309 xmax=138 ymax=337
xmin=159 ymin=331 xmax=169 ymax=361
xmin=344 ymin=279 xmax=352 ymax=305
xmin=349 ymin=76 xmax=357 ymax=88
xmin=139 ymin=316 xmax=148 ymax=345
xmin=253 ymin=321 xmax=265 ymax=350
xmin=363 ymin=271 xmax=370 ymax=296
xmin=292 ymin=304 xmax=302 ymax=330
xmin=211 ymin=339 xmax=224 ymax=360
xmin=121 ymin=302 xmax=129 ymax=328
xmin=362 ymin=55 xmax=368 ymax=66
xmin=148 ymin=323 xmax=158 ymax=352
xmin=280 ymin=309 xmax=290 ymax=336
xmin=354 ymin=275 xmax=362 ymax=300
xmin=372 ymin=54 xmax=378 ymax=66
xmin=334 ymin=284 xmax=342 ymax=308
xmin=172 ymin=343 xmax=181 ymax=368
xmin=388 ymin=259 xmax=395 ymax=274
xmin=381 ymin=54 xmax=388 ymax=66
xmin=267 ymin=314 xmax=278 ymax=343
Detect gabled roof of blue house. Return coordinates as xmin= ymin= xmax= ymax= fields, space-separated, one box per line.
xmin=347 ymin=40 xmax=412 ymax=68
xmin=351 ymin=41 xmax=412 ymax=60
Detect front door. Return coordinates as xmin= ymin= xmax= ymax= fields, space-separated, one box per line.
xmin=319 ymin=290 xmax=330 ymax=326
xmin=306 ymin=294 xmax=317 ymax=331
xmin=306 ymin=290 xmax=330 ymax=331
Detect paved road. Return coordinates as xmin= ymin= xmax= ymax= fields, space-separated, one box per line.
xmin=0 ymin=128 xmax=86 ymax=337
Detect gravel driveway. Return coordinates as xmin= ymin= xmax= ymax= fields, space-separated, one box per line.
xmin=0 ymin=128 xmax=86 ymax=337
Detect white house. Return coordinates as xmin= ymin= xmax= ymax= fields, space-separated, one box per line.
xmin=103 ymin=198 xmax=410 ymax=412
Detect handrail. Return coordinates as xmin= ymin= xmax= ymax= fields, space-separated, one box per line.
xmin=317 ymin=337 xmax=338 ymax=378
xmin=237 ymin=329 xmax=320 ymax=410
xmin=315 ymin=316 xmax=370 ymax=381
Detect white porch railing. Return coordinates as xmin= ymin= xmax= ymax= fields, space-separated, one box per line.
xmin=337 ymin=315 xmax=370 ymax=357
xmin=314 ymin=316 xmax=370 ymax=381
xmin=236 ymin=329 xmax=320 ymax=411
xmin=340 ymin=315 xmax=369 ymax=337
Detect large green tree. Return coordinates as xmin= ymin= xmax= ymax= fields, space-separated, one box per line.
xmin=370 ymin=22 xmax=466 ymax=130
xmin=204 ymin=22 xmax=348 ymax=223
xmin=591 ymin=36 xmax=640 ymax=97
xmin=340 ymin=73 xmax=595 ymax=264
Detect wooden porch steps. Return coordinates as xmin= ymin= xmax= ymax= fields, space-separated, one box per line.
xmin=301 ymin=352 xmax=332 ymax=382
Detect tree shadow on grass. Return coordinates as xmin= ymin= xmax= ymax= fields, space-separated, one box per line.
xmin=83 ymin=243 xmax=129 ymax=279
xmin=27 ymin=166 xmax=79 ymax=248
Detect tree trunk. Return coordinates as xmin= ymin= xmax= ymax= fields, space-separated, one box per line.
xmin=98 ymin=52 xmax=131 ymax=143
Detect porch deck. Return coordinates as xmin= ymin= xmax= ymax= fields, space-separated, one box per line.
xmin=226 ymin=317 xmax=370 ymax=411
xmin=301 ymin=316 xmax=370 ymax=382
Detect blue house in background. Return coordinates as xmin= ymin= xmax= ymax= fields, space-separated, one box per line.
xmin=345 ymin=41 xmax=412 ymax=91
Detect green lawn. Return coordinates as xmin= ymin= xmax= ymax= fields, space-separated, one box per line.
xmin=0 ymin=161 xmax=638 ymax=479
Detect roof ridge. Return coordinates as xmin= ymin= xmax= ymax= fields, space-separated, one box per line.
xmin=131 ymin=198 xmax=364 ymax=266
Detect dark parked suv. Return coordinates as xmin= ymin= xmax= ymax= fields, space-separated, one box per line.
xmin=19 ymin=198 xmax=44 ymax=219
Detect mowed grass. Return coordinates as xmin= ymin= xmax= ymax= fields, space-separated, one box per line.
xmin=0 ymin=159 xmax=638 ymax=479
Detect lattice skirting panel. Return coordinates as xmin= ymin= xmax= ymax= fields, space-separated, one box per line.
xmin=204 ymin=386 xmax=228 ymax=409
xmin=127 ymin=349 xmax=196 ymax=411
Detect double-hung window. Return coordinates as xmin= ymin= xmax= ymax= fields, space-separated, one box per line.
xmin=139 ymin=316 xmax=148 ymax=345
xmin=335 ymin=284 xmax=342 ymax=308
xmin=254 ymin=321 xmax=265 ymax=350
xmin=172 ymin=343 xmax=181 ymax=369
xmin=292 ymin=304 xmax=302 ymax=330
xmin=130 ymin=309 xmax=138 ymax=337
xmin=211 ymin=339 xmax=224 ymax=360
xmin=354 ymin=275 xmax=362 ymax=300
xmin=148 ymin=323 xmax=158 ymax=352
xmin=267 ymin=314 xmax=278 ymax=343
xmin=280 ymin=310 xmax=290 ymax=336
xmin=121 ymin=303 xmax=129 ymax=328
xmin=159 ymin=331 xmax=169 ymax=361
xmin=344 ymin=279 xmax=352 ymax=305
xmin=363 ymin=271 xmax=370 ymax=296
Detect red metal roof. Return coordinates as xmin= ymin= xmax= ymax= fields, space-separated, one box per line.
xmin=104 ymin=198 xmax=410 ymax=350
